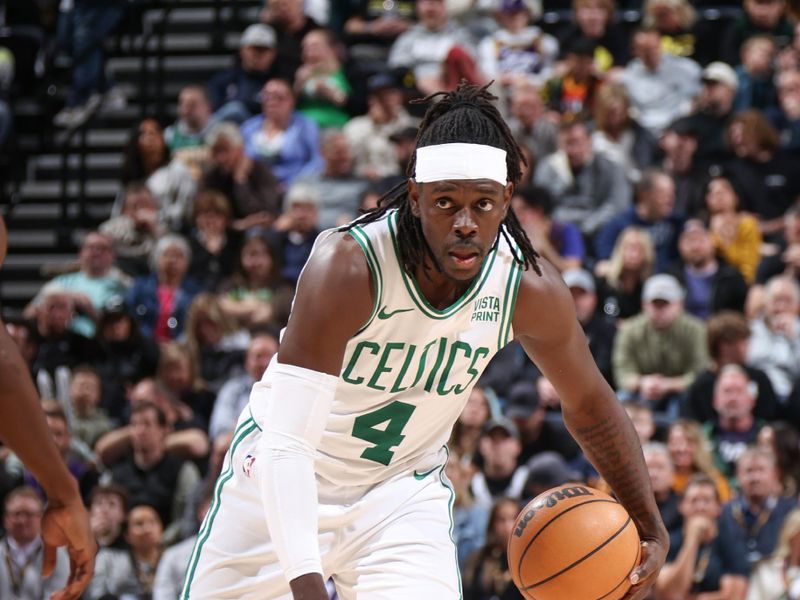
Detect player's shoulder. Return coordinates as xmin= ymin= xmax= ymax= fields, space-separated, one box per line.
xmin=297 ymin=229 xmax=373 ymax=302
xmin=512 ymin=258 xmax=576 ymax=339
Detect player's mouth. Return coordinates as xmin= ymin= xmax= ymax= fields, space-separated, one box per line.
xmin=448 ymin=248 xmax=482 ymax=269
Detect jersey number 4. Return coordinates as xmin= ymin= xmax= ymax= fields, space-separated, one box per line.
xmin=351 ymin=400 xmax=416 ymax=466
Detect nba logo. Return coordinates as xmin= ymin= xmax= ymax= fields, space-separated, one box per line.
xmin=243 ymin=454 xmax=256 ymax=478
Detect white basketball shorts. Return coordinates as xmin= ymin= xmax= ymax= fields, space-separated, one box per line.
xmin=180 ymin=410 xmax=462 ymax=599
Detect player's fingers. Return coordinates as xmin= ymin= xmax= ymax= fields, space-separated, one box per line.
xmin=629 ymin=540 xmax=659 ymax=585
xmin=50 ymin=551 xmax=93 ymax=600
xmin=41 ymin=542 xmax=56 ymax=578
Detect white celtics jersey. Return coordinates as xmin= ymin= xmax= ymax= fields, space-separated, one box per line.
xmin=265 ymin=210 xmax=524 ymax=488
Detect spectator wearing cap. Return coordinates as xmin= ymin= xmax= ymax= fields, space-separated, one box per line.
xmin=541 ymin=36 xmax=602 ymax=121
xmin=594 ymin=169 xmax=684 ymax=274
xmin=24 ymin=231 xmax=130 ymax=339
xmin=556 ymin=0 xmax=629 ymax=73
xmin=682 ymin=310 xmax=779 ymax=425
xmin=511 ymin=185 xmax=585 ymax=273
xmin=563 ymin=268 xmax=617 ymax=386
xmin=200 ymin=121 xmax=282 ymax=232
xmin=642 ymin=442 xmax=681 ymax=535
xmin=208 ymin=24 xmax=279 ymax=124
xmin=504 ymin=381 xmax=580 ymax=465
xmin=734 ymin=35 xmax=779 ymax=114
xmin=100 ymin=183 xmax=166 ymax=278
xmin=343 ymin=73 xmax=418 ymax=181
xmin=618 ymin=27 xmax=701 ymax=135
xmin=522 ymin=451 xmax=581 ymax=501
xmin=268 ymin=182 xmax=321 ymax=283
xmin=478 ymin=0 xmax=559 ymax=93
xmin=387 ymin=0 xmax=482 ymax=95
xmin=241 ymin=78 xmax=324 ymax=188
xmin=658 ymin=117 xmax=707 ymax=216
xmin=682 ymin=61 xmax=739 ymax=165
xmin=670 ymin=219 xmax=748 ymax=320
xmin=612 ymin=274 xmax=709 ymax=415
xmin=507 ymin=81 xmax=559 ymax=167
xmin=533 ymin=118 xmax=632 ymax=237
xmin=720 ymin=0 xmax=795 ymax=67
xmin=470 ymin=417 xmax=528 ymax=508
xmin=765 ymin=68 xmax=800 ymax=154
xmin=295 ymin=130 xmax=369 ymax=229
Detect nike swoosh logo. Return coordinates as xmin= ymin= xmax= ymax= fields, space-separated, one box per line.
xmin=413 ymin=465 xmax=442 ymax=480
xmin=377 ymin=306 xmax=414 ymax=320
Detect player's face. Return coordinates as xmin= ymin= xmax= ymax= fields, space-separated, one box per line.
xmin=409 ymin=178 xmax=512 ymax=283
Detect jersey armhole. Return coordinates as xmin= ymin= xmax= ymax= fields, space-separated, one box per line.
xmin=347 ymin=226 xmax=383 ymax=334
xmin=498 ymin=240 xmax=524 ymax=351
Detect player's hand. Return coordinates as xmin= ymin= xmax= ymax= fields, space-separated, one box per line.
xmin=41 ymin=499 xmax=97 ymax=600
xmin=621 ymin=534 xmax=668 ymax=600
xmin=289 ymin=572 xmax=329 ymax=600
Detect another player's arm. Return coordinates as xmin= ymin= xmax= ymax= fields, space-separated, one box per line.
xmin=513 ymin=260 xmax=668 ymax=600
xmin=0 ymin=215 xmax=96 ymax=600
xmin=259 ymin=231 xmax=373 ymax=600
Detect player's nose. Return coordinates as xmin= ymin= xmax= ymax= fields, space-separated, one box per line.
xmin=453 ymin=208 xmax=477 ymax=237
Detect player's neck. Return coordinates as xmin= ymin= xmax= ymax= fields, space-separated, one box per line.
xmin=413 ymin=262 xmax=473 ymax=311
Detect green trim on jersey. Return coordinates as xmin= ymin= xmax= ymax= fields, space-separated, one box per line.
xmin=349 ymin=226 xmax=384 ymax=334
xmin=180 ymin=417 xmax=259 ymax=599
xmin=438 ymin=449 xmax=463 ymax=599
xmin=503 ymin=263 xmax=523 ymax=347
xmin=387 ymin=211 xmax=498 ymax=320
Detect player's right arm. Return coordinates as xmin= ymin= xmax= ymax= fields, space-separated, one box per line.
xmin=256 ymin=231 xmax=373 ymax=600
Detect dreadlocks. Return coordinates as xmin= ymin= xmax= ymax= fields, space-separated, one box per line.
xmin=344 ymin=81 xmax=542 ymax=276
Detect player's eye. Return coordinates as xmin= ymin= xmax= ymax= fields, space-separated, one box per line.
xmin=434 ymin=198 xmax=453 ymax=209
xmin=476 ymin=199 xmax=494 ymax=211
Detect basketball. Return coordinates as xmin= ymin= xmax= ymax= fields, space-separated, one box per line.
xmin=508 ymin=484 xmax=641 ymax=600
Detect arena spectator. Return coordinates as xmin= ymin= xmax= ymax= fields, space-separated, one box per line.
xmin=522 ymin=451 xmax=582 ymax=501
xmin=719 ymin=447 xmax=797 ymax=571
xmin=126 ymin=234 xmax=201 ymax=343
xmin=594 ymin=169 xmax=683 ymax=273
xmin=703 ymin=174 xmax=763 ymax=284
xmin=293 ymin=29 xmax=351 ymax=128
xmin=755 ymin=207 xmax=800 ymax=286
xmin=449 ymin=386 xmax=491 ymax=470
xmin=667 ymin=419 xmax=732 ymax=504
xmin=208 ymin=332 xmax=278 ymax=441
xmin=556 ymin=0 xmax=629 ymax=72
xmin=477 ymin=0 xmax=559 ymax=93
xmin=511 ymin=185 xmax=584 ymax=272
xmin=186 ymin=190 xmax=239 ymax=292
xmin=155 ymin=342 xmax=216 ymax=427
xmin=672 ymin=219 xmax=748 ymax=319
xmin=682 ymin=311 xmax=779 ymax=424
xmin=747 ymin=509 xmax=800 ymax=599
xmin=387 ymin=0 xmax=481 ymax=95
xmin=69 ymin=365 xmax=113 ymax=449
xmin=747 ymin=275 xmax=800 ymax=399
xmin=100 ymin=182 xmax=166 ymax=278
xmin=596 ymin=226 xmax=655 ymax=320
xmin=758 ymin=421 xmax=800 ymax=496
xmin=445 ymin=451 xmax=489 ymax=572
xmin=24 ymin=232 xmax=129 ymax=338
xmin=207 ymin=24 xmax=279 ymax=124
xmin=533 ymin=118 xmax=632 ymax=237
xmin=86 ymin=503 xmax=164 ymax=599
xmin=463 ymin=497 xmax=525 ymax=600
xmin=470 ymin=418 xmax=528 ymax=508
xmin=106 ymin=402 xmax=201 ymax=534
xmin=165 ymin=85 xmax=213 ymax=152
xmin=260 ymin=0 xmax=321 ymax=83
xmin=343 ymin=73 xmax=418 ymax=181
xmin=612 ymin=274 xmax=708 ymax=415
xmin=88 ymin=484 xmax=128 ymax=550
xmin=705 ymin=365 xmax=764 ymax=481
xmin=506 ymin=81 xmax=558 ymax=167
xmin=765 ymin=68 xmax=800 ymax=153
xmin=721 ymin=0 xmax=795 ymax=67
xmin=241 ymin=78 xmax=324 ymax=187
xmin=541 ymin=36 xmax=601 ymax=121
xmin=185 ymin=293 xmax=250 ymax=393
xmin=0 ymin=487 xmax=69 ymax=597
xmin=295 ymin=130 xmax=369 ymax=229
xmin=119 ymin=118 xmax=197 ymax=232
xmin=618 ymin=27 xmax=701 ymax=135
xmin=654 ymin=474 xmax=748 ymax=600
xmin=267 ymin=182 xmax=321 ymax=283
xmin=641 ymin=0 xmax=717 ymax=66
xmin=684 ymin=61 xmax=739 ymax=164
xmin=658 ymin=117 xmax=707 ymax=216
xmin=644 ymin=441 xmax=682 ymax=533
xmin=591 ymin=82 xmax=659 ymax=183
xmin=200 ymin=121 xmax=282 ymax=230
xmin=733 ymin=35 xmax=779 ymax=113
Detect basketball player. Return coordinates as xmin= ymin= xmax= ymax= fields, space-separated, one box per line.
xmin=182 ymin=83 xmax=668 ymax=600
xmin=0 ymin=214 xmax=96 ymax=599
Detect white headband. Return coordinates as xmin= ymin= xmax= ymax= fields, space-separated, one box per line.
xmin=415 ymin=143 xmax=507 ymax=186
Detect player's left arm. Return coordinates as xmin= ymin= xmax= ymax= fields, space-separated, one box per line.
xmin=513 ymin=260 xmax=668 ymax=600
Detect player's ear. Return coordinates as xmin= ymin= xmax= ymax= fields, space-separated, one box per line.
xmin=408 ymin=179 xmax=421 ymax=218
xmin=502 ymin=182 xmax=513 ymax=220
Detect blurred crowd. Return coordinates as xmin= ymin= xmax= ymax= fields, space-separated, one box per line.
xmin=2 ymin=0 xmax=800 ymax=598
